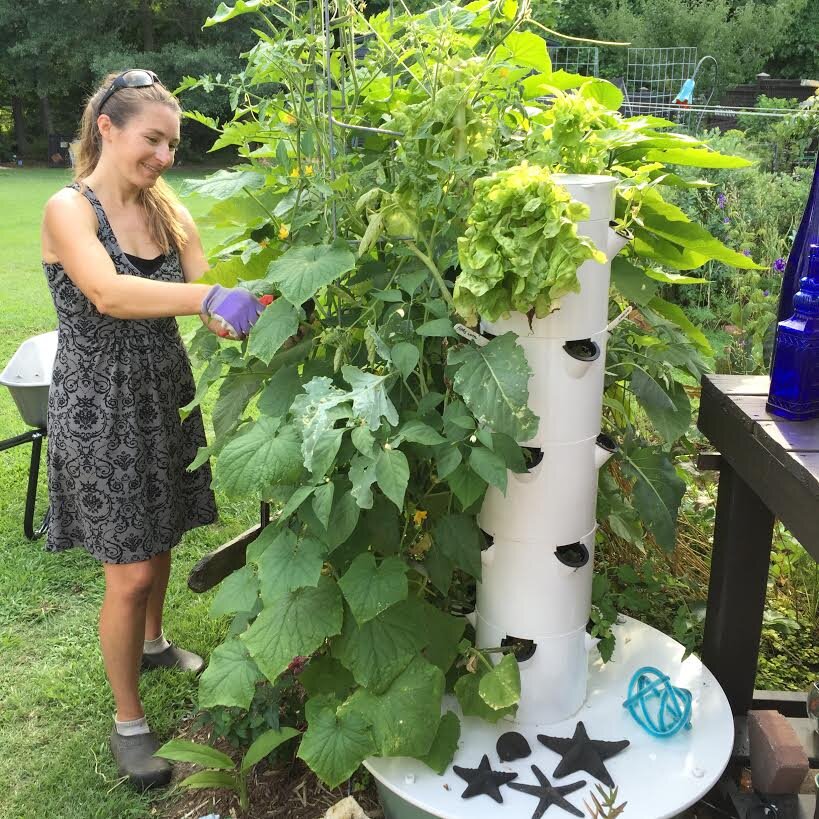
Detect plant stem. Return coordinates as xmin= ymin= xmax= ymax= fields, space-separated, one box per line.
xmin=404 ymin=241 xmax=455 ymax=310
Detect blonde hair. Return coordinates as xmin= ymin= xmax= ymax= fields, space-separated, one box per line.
xmin=74 ymin=71 xmax=186 ymax=254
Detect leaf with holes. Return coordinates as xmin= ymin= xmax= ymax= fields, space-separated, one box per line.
xmin=449 ymin=333 xmax=537 ymax=441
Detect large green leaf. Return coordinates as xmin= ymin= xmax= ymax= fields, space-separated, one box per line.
xmin=478 ymin=653 xmax=521 ymax=709
xmin=297 ymin=699 xmax=376 ymax=789
xmin=242 ymin=576 xmax=343 ymax=681
xmin=580 ymin=78 xmax=623 ymax=111
xmin=419 ymin=711 xmax=461 ymax=775
xmin=310 ymin=427 xmax=345 ymax=477
xmin=255 ymin=528 xmax=326 ymax=602
xmin=375 ymin=448 xmax=410 ymax=509
xmin=241 ymin=727 xmax=300 ymax=773
xmin=432 ymin=514 xmax=482 ymax=579
xmin=257 ymin=366 xmax=304 ymax=419
xmin=631 ymin=369 xmax=692 ymax=444
xmin=248 ymin=299 xmax=300 ymax=365
xmin=291 ymin=377 xmax=350 ymax=473
xmin=420 ymin=600 xmax=466 ymax=673
xmin=215 ymin=418 xmax=303 ymax=497
xmin=332 ymin=599 xmax=429 ymax=693
xmin=502 ymin=31 xmax=552 ymax=72
xmin=299 ymin=655 xmax=356 ymax=700
xmin=350 ymin=455 xmax=378 ymax=509
xmin=644 ymin=147 xmax=753 ymax=169
xmin=212 ymin=372 xmax=265 ymax=440
xmin=646 ymin=297 xmax=712 ymax=354
xmin=393 ymin=420 xmax=446 ymax=446
xmin=265 ymin=242 xmax=356 ymax=305
xmin=391 ymin=342 xmax=420 ymax=379
xmin=178 ymin=169 xmax=265 ymax=199
xmin=611 ymin=257 xmax=659 ymax=307
xmin=198 ymin=638 xmax=264 ymax=710
xmin=468 ymin=446 xmax=507 ymax=492
xmin=454 ymin=668 xmax=517 ymax=722
xmin=204 ymin=0 xmax=267 ymax=27
xmin=338 ymin=554 xmax=409 ymax=625
xmin=640 ymin=209 xmax=762 ymax=269
xmin=154 ymin=739 xmax=235 ymax=769
xmin=449 ymin=333 xmax=537 ymax=442
xmin=620 ymin=443 xmax=686 ymax=551
xmin=341 ymin=366 xmax=400 ymax=431
xmin=209 ymin=564 xmax=259 ymax=617
xmin=344 ymin=656 xmax=445 ymax=757
xmin=301 ymin=485 xmax=361 ymax=550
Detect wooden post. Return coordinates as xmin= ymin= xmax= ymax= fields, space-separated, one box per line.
xmin=702 ymin=463 xmax=775 ymax=715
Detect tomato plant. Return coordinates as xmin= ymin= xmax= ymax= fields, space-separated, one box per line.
xmin=178 ymin=0 xmax=759 ymax=787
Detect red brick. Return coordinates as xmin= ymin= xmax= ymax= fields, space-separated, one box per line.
xmin=747 ymin=709 xmax=809 ymax=794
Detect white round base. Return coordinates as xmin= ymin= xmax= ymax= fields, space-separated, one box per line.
xmin=365 ymin=616 xmax=734 ymax=819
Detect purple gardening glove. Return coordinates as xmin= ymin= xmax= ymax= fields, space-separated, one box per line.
xmin=201 ymin=285 xmax=264 ymax=338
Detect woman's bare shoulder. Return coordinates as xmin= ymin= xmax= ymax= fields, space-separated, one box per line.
xmin=42 ymin=186 xmax=98 ymax=262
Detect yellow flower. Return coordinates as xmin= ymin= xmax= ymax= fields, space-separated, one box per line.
xmin=413 ymin=509 xmax=428 ymax=526
xmin=499 ymin=67 xmax=510 ymax=79
xmin=284 ymin=113 xmax=296 ymax=125
xmin=278 ymin=224 xmax=290 ymax=240
xmin=304 ymin=164 xmax=314 ymax=176
xmin=289 ymin=167 xmax=299 ymax=178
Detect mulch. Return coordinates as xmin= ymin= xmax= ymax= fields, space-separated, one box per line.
xmin=153 ymin=720 xmax=382 ymax=819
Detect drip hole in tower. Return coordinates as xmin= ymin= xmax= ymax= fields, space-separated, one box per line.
xmin=596 ymin=432 xmax=617 ymax=452
xmin=501 ymin=635 xmax=537 ymax=662
xmin=563 ymin=338 xmax=600 ymax=362
xmin=522 ymin=447 xmax=544 ymax=469
xmin=555 ymin=541 xmax=590 ymax=568
xmin=480 ymin=529 xmax=494 ymax=550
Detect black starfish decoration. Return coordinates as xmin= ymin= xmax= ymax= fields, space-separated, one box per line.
xmin=508 ymin=765 xmax=586 ymax=818
xmin=537 ymin=721 xmax=629 ymax=789
xmin=452 ymin=754 xmax=518 ymax=802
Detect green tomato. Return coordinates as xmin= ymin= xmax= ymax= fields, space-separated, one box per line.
xmin=384 ymin=207 xmax=416 ymax=240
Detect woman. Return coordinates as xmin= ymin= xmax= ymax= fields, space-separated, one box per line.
xmin=40 ymin=69 xmax=262 ymax=790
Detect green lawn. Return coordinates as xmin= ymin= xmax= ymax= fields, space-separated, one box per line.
xmin=0 ymin=167 xmax=255 ymax=818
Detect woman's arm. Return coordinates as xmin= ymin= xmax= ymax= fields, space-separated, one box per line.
xmin=43 ymin=189 xmax=210 ymax=320
xmin=176 ymin=204 xmax=210 ymax=283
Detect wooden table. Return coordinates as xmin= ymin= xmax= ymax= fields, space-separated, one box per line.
xmin=697 ymin=374 xmax=819 ymax=753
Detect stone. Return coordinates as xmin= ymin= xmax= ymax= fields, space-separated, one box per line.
xmin=747 ymin=710 xmax=809 ymax=795
xmin=323 ymin=796 xmax=371 ymax=819
xmin=497 ymin=731 xmax=532 ymax=762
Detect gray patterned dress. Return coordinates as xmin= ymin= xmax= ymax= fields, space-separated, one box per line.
xmin=43 ymin=183 xmax=217 ymax=564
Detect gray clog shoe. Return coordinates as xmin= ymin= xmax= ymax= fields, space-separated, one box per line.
xmin=109 ymin=728 xmax=172 ymax=790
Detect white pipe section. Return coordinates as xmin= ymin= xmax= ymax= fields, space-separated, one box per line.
xmin=479 ymin=436 xmax=606 ymax=546
xmin=477 ymin=528 xmax=596 ymax=636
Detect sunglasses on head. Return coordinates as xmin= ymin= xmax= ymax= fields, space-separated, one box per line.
xmin=97 ymin=69 xmax=162 ymax=116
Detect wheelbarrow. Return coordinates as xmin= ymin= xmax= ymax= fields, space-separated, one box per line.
xmin=0 ymin=331 xmax=57 ymax=540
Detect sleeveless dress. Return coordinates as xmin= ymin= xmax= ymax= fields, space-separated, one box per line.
xmin=42 ymin=183 xmax=217 ymax=564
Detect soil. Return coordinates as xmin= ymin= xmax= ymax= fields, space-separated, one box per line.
xmin=154 ymin=720 xmax=382 ymax=819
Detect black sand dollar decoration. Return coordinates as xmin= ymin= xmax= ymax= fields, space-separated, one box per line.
xmin=537 ymin=721 xmax=629 ymax=789
xmin=452 ymin=754 xmax=518 ymax=802
xmin=497 ymin=731 xmax=532 ymax=762
xmin=508 ymin=765 xmax=586 ymax=818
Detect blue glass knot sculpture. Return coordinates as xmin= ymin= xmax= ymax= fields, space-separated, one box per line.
xmin=622 ymin=666 xmax=693 ymax=738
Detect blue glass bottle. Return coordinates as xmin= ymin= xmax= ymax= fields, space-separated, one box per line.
xmin=776 ymin=155 xmax=819 ymax=326
xmin=767 ymin=244 xmax=819 ymax=420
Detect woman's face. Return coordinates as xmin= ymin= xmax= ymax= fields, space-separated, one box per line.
xmin=101 ymin=101 xmax=181 ymax=188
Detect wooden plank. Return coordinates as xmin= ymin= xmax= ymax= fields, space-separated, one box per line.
xmin=187 ymin=524 xmax=261 ymax=593
xmin=732 ymin=394 xmax=779 ymax=422
xmin=699 ymin=378 xmax=819 ymax=556
xmin=752 ymin=689 xmax=813 ymax=718
xmin=697 ymin=452 xmax=723 ymax=471
xmin=702 ymin=463 xmax=775 ymax=715
xmin=757 ymin=419 xmax=819 ymax=453
xmin=705 ymin=374 xmax=770 ymax=395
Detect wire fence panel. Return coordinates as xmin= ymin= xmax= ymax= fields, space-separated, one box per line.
xmin=625 ymin=47 xmax=698 ymax=122
xmin=547 ymin=45 xmax=599 ymax=77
